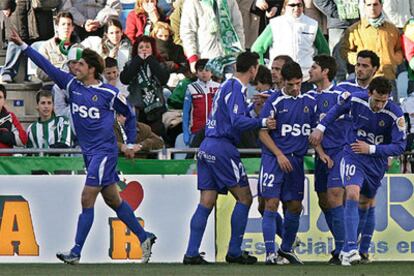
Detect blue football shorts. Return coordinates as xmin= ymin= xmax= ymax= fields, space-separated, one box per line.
xmin=314 ymin=148 xmax=344 ymax=193
xmin=83 ymin=153 xmax=119 ymax=187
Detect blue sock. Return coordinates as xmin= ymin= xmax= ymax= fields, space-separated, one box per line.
xmin=357 ymin=208 xmax=369 ymax=237
xmin=185 ymin=204 xmax=212 ymax=257
xmin=324 ymin=209 xmax=334 ymax=233
xmin=330 ymin=206 xmax=345 ymax=255
xmin=115 ymin=201 xmax=147 ymax=243
xmin=275 ymin=212 xmax=284 ymax=238
xmin=281 ymin=210 xmax=300 ymax=252
xmin=360 ymin=207 xmax=375 ymax=254
xmin=227 ymin=202 xmax=250 ymax=257
xmin=71 ymin=208 xmax=94 ymax=256
xmin=262 ymin=210 xmax=278 ymax=255
xmin=344 ymin=200 xmax=359 ymax=252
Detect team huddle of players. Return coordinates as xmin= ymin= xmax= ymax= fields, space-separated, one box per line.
xmin=184 ymin=51 xmax=406 ymax=266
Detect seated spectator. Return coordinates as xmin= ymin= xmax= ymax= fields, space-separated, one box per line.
xmin=36 ymin=11 xmax=80 ymax=82
xmin=60 ymin=0 xmax=122 ymax=41
xmin=0 ymin=0 xmax=54 ymax=83
xmin=26 ymin=90 xmax=72 ymax=149
xmin=125 ymin=0 xmax=164 ymax=45
xmin=81 ymin=18 xmax=132 ymax=71
xmin=0 ymin=84 xmax=27 ymax=155
xmin=103 ymin=57 xmax=128 ymax=97
xmin=120 ymin=35 xmax=169 ymax=137
xmin=114 ymin=113 xmax=164 ymax=158
xmin=150 ymin=21 xmax=187 ymax=75
xmin=167 ymin=66 xmax=196 ymax=109
xmin=182 ymin=59 xmax=219 ymax=146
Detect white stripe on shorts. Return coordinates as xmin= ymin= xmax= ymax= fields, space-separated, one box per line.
xmin=98 ymin=156 xmax=108 ymax=185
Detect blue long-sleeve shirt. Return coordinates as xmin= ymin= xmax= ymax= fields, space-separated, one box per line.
xmin=21 ymin=44 xmax=136 ymax=155
xmin=205 ymin=78 xmax=263 ymax=145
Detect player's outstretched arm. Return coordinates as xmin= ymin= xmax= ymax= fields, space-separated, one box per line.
xmin=9 ymin=29 xmax=73 ymax=90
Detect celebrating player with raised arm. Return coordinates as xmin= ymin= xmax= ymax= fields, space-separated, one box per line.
xmin=9 ymin=29 xmax=156 ymax=264
xmin=309 ymin=77 xmax=406 ymax=266
xmin=183 ymin=52 xmax=276 ymax=265
xmin=258 ymin=61 xmax=316 ymax=265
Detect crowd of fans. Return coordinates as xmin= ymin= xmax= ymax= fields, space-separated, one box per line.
xmin=0 ymin=0 xmax=414 ymax=159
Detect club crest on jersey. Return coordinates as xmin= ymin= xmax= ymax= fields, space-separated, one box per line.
xmin=379 ymin=120 xmax=385 ymax=127
xmin=92 ymin=95 xmax=98 ymax=102
xmin=304 ymin=106 xmax=309 ymax=113
xmin=323 ymin=100 xmax=329 ymax=107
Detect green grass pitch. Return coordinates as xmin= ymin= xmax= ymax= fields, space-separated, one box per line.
xmin=1 ymin=262 xmax=413 ymax=276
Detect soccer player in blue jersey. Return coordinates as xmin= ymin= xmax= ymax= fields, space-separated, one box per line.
xmin=310 ymin=77 xmax=406 ymax=266
xmin=337 ymin=50 xmax=379 ymax=95
xmin=183 ymin=52 xmax=276 ymax=265
xmin=10 ymin=30 xmax=156 ymax=264
xmin=258 ymin=61 xmax=317 ymax=265
xmin=308 ymin=55 xmax=347 ymax=264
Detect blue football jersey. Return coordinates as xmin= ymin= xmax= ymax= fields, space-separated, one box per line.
xmin=336 ymin=79 xmax=368 ymax=94
xmin=320 ymin=92 xmax=406 ymax=171
xmin=260 ymin=90 xmax=317 ymax=156
xmin=205 ymin=78 xmax=262 ymax=145
xmin=308 ymin=85 xmax=349 ymax=150
xmin=23 ymin=45 xmax=136 ymax=155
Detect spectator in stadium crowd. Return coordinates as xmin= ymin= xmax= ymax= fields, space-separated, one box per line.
xmin=313 ymin=0 xmax=360 ymax=82
xmin=60 ymin=0 xmax=121 ymax=41
xmin=9 ymin=28 xmax=156 ymax=264
xmin=251 ymin=0 xmax=329 ymax=84
xmin=26 ymin=90 xmax=72 ymax=149
xmin=81 ymin=18 xmax=131 ymax=71
xmin=182 ymin=59 xmax=219 ymax=146
xmin=180 ymin=0 xmax=245 ymax=73
xmin=150 ymin=21 xmax=187 ymax=76
xmin=341 ymin=0 xmax=403 ymax=101
xmin=402 ymin=17 xmax=414 ymax=96
xmin=125 ymin=0 xmax=164 ymax=45
xmin=270 ymin=55 xmax=294 ymax=90
xmin=36 ymin=11 xmax=80 ymax=82
xmin=0 ymin=84 xmax=27 ymax=155
xmin=169 ymin=0 xmax=184 ymax=46
xmin=0 ymin=0 xmax=55 ymax=83
xmin=53 ymin=47 xmax=85 ymax=128
xmin=120 ymin=35 xmax=169 ymax=137
xmin=303 ymin=0 xmax=328 ymax=36
xmin=103 ymin=57 xmax=128 ymax=97
xmin=114 ymin=113 xmax=164 ymax=158
xmin=167 ymin=68 xmax=196 ymax=110
xmin=250 ymin=0 xmax=283 ymax=48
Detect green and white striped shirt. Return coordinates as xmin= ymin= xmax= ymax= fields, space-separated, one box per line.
xmin=26 ymin=115 xmax=72 ymax=148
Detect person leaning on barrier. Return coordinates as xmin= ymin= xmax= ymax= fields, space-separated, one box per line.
xmin=0 ymin=84 xmax=27 ymax=155
xmin=114 ymin=112 xmax=164 ymax=158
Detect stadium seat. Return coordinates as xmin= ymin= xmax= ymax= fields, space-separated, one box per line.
xmin=174 ymin=133 xmax=188 ymax=160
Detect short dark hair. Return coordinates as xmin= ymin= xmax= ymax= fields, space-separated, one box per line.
xmin=281 ymin=61 xmax=303 ymax=81
xmin=273 ymin=55 xmax=293 ymax=64
xmin=368 ymin=76 xmax=392 ymax=95
xmin=357 ymin=50 xmax=380 ymax=69
xmin=195 ymin=59 xmax=209 ymax=72
xmin=105 ymin=57 xmax=118 ymax=68
xmin=236 ymin=51 xmax=259 ymax=73
xmin=55 ymin=11 xmax=74 ymax=25
xmin=0 ymin=84 xmax=6 ymax=99
xmin=36 ymin=90 xmax=53 ymax=104
xmin=82 ymin=48 xmax=104 ymax=79
xmin=253 ymin=65 xmax=272 ymax=86
xmin=313 ymin=54 xmax=337 ymax=82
